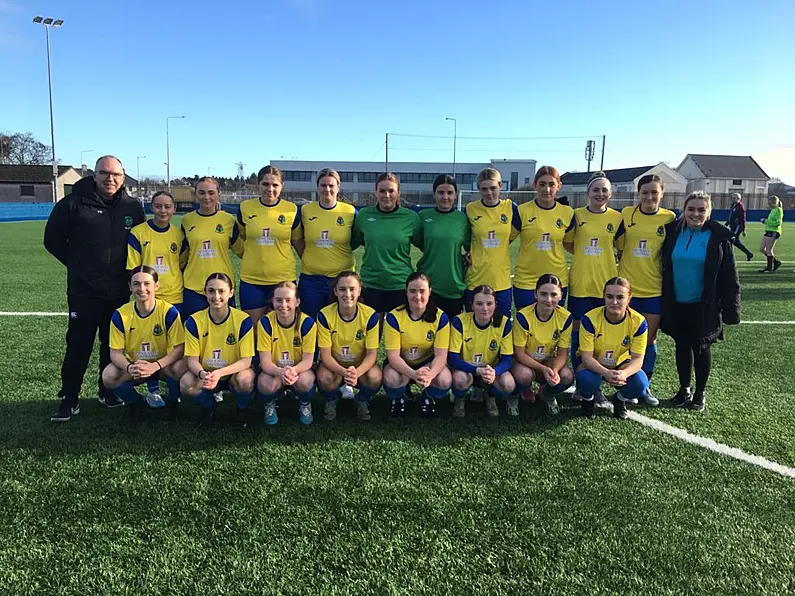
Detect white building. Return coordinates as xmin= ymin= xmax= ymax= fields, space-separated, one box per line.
xmin=677 ymin=154 xmax=769 ymax=196
xmin=560 ymin=163 xmax=687 ymax=194
xmin=270 ymin=159 xmax=537 ymax=203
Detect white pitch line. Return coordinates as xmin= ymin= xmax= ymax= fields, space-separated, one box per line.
xmin=0 ymin=312 xmax=68 ymax=316
xmin=740 ymin=321 xmax=795 ymax=325
xmin=627 ymin=410 xmax=795 ymax=479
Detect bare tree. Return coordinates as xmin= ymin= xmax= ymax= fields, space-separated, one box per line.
xmin=0 ymin=132 xmax=52 ymax=165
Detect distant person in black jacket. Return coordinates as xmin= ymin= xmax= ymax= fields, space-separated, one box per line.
xmin=725 ymin=192 xmax=753 ymax=261
xmin=44 ymin=155 xmax=146 ymax=422
xmin=660 ymin=191 xmax=740 ymax=412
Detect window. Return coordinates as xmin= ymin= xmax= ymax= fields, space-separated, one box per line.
xmin=732 ymin=179 xmax=742 ymax=185
xmin=340 ymin=171 xmax=354 ymax=182
xmin=357 ymin=172 xmax=379 ymax=183
xmin=20 ymin=185 xmax=35 ymax=197
xmin=524 ymin=177 xmax=531 ymax=185
xmin=283 ymin=171 xmax=312 ymax=182
xmin=456 ymin=173 xmax=476 ymax=185
xmin=510 ymin=171 xmax=519 ymax=191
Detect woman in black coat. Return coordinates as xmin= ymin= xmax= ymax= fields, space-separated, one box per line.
xmin=660 ymin=191 xmax=741 ymax=412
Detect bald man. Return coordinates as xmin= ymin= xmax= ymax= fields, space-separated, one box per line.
xmin=45 ymin=155 xmax=146 ymax=422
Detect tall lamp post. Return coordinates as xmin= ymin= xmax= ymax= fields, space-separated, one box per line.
xmin=137 ymin=156 xmax=146 ymax=197
xmin=166 ymin=115 xmax=185 ymax=192
xmin=32 ymin=16 xmax=64 ymax=203
xmin=445 ymin=117 xmax=457 ymax=178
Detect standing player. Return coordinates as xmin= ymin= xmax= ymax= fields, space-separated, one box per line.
xmin=724 ymin=193 xmax=754 ymax=261
xmin=464 ymin=168 xmax=520 ymax=317
xmin=563 ymin=172 xmax=622 ymax=399
xmin=414 ymin=174 xmax=470 ymax=317
xmin=511 ymin=274 xmax=574 ymax=415
xmin=237 ymin=165 xmax=301 ymax=323
xmin=576 ymin=277 xmax=649 ymax=420
xmin=181 ymin=178 xmax=243 ymax=318
xmin=127 ymin=190 xmax=186 ymax=405
xmin=101 ymin=266 xmax=187 ymax=423
xmin=513 ymin=166 xmax=575 ymax=310
xmin=383 ymin=273 xmax=452 ymax=417
xmin=351 ymin=173 xmax=420 ymax=318
xmin=180 ymin=273 xmax=256 ymax=427
xmin=615 ymin=174 xmax=675 ymax=405
xmin=294 ymin=168 xmax=356 ymax=318
xmin=256 ymin=282 xmax=317 ymax=426
xmin=759 ymin=195 xmax=783 ymax=272
xmin=316 ymin=271 xmax=382 ymax=421
xmin=448 ymin=285 xmax=515 ymax=418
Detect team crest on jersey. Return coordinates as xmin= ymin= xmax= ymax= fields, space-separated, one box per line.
xmin=278 ymin=214 xmax=286 ymax=224
xmin=656 ymin=226 xmax=664 ymax=236
xmin=124 ymin=215 xmax=133 ymax=227
xmin=355 ymin=330 xmax=364 ymax=340
xmin=426 ymin=330 xmax=435 ymax=341
xmin=488 ymin=340 xmax=498 ymax=351
xmin=226 ymin=333 xmax=236 ymax=345
xmin=293 ymin=337 xmax=301 ymax=347
xmin=170 ymin=242 xmax=178 ymax=253
xmin=555 ymin=218 xmax=564 ymax=229
xmin=606 ymin=223 xmax=615 ymax=233
xmin=473 ymin=354 xmax=483 ymax=364
xmin=215 ymin=224 xmax=224 ymax=233
xmin=500 ymin=214 xmax=508 ymax=224
xmin=336 ymin=216 xmax=345 ymax=226
xmin=153 ymin=324 xmax=163 ymax=336
xmin=622 ymin=335 xmax=630 ymax=346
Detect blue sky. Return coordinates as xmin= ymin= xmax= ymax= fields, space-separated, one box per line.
xmin=2 ymin=0 xmax=794 ymax=182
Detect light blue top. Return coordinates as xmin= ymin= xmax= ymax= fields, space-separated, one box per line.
xmin=672 ymin=226 xmax=712 ymax=303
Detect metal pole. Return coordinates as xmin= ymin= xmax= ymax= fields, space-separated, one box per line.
xmin=600 ymin=135 xmax=606 ymax=170
xmin=45 ymin=25 xmax=57 ymax=203
xmin=385 ymin=133 xmax=389 ymax=171
xmin=137 ymin=156 xmax=146 ymax=196
xmin=452 ymin=120 xmax=457 ymax=178
xmin=166 ymin=118 xmax=171 ymax=192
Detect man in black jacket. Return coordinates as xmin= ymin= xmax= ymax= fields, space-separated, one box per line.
xmin=44 ymin=155 xmax=146 ymax=422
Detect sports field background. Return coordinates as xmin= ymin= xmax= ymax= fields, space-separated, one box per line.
xmin=1 ymin=221 xmax=794 ymax=594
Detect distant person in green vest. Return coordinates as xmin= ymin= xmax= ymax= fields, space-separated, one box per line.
xmin=351 ymin=173 xmax=420 ymax=321
xmin=414 ymin=174 xmax=470 ymax=317
xmin=759 ymin=195 xmax=783 ymax=273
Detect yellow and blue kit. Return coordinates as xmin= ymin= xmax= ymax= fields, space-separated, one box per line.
xmin=316 ymin=303 xmax=379 ymax=368
xmin=127 ymin=221 xmax=186 ymax=306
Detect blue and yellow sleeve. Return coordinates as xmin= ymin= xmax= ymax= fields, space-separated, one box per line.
xmin=449 ymin=316 xmax=464 ymax=353
xmin=300 ymin=316 xmax=317 ymax=354
xmin=109 ymin=310 xmax=125 ymax=351
xmin=579 ymin=315 xmax=596 ymax=353
xmin=364 ymin=312 xmax=379 ymax=350
xmin=512 ymin=311 xmax=529 ymax=348
xmin=257 ymin=317 xmax=273 ymax=355
xmin=434 ymin=312 xmax=450 ymax=350
xmin=500 ymin=319 xmax=514 ymax=356
xmin=384 ymin=312 xmax=401 ymax=351
xmin=165 ymin=305 xmax=184 ymax=352
xmin=316 ymin=311 xmax=332 ymax=349
xmin=184 ymin=316 xmax=201 ymax=358
xmin=558 ymin=315 xmax=573 ymax=350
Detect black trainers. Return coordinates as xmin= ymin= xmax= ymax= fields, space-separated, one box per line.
xmin=613 ymin=395 xmax=628 ymax=420
xmin=420 ymin=394 xmax=437 ymax=419
xmin=582 ymin=399 xmax=596 ymax=420
xmin=390 ymin=397 xmax=406 ymax=418
xmin=689 ymin=391 xmax=706 ymax=412
xmin=759 ymin=266 xmax=772 ymax=273
xmin=198 ymin=407 xmax=215 ymax=428
xmin=51 ymin=400 xmax=79 ymax=423
xmin=98 ymin=392 xmax=124 ymax=408
xmin=236 ymin=407 xmax=251 ymax=428
xmin=773 ymin=259 xmax=782 ymax=271
xmin=127 ymin=399 xmax=145 ymax=424
xmin=670 ymin=387 xmax=693 ymax=407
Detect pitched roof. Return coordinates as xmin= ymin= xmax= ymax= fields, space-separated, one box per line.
xmin=560 ymin=165 xmax=655 ymax=186
xmin=0 ymin=165 xmax=75 ymax=184
xmin=682 ymin=154 xmax=769 ymax=180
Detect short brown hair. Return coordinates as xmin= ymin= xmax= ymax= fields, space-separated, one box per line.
xmin=534 ymin=166 xmax=561 ymax=185
xmin=258 ymin=165 xmax=284 ymax=184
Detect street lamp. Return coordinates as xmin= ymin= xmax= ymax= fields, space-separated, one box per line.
xmin=137 ymin=156 xmax=146 ymax=196
xmin=445 ymin=117 xmax=457 ymax=178
xmin=166 ymin=115 xmax=185 ymax=192
xmin=32 ymin=16 xmax=64 ymax=203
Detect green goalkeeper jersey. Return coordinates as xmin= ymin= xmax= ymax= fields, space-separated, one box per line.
xmin=414 ymin=207 xmax=470 ymax=298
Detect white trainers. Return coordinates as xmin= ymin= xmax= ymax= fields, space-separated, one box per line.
xmin=506 ymin=397 xmax=520 ymax=417
xmin=213 ymin=391 xmax=224 ymax=403
xmin=298 ymin=403 xmax=313 ymax=425
xmin=543 ymin=395 xmax=560 ymax=415
xmin=145 ymin=390 xmax=166 ymax=409
xmin=340 ymin=385 xmax=355 ymax=400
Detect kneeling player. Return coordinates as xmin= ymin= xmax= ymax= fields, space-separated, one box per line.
xmin=102 ymin=266 xmax=187 ymax=423
xmin=511 ymin=274 xmax=575 ymax=415
xmin=316 ymin=271 xmax=382 ymax=421
xmin=256 ymin=281 xmax=317 ymax=426
xmin=576 ymin=277 xmax=649 ymax=420
xmin=180 ymin=273 xmax=256 ymax=427
xmin=448 ymin=285 xmax=515 ymax=418
xmin=383 ymin=272 xmax=452 ymax=418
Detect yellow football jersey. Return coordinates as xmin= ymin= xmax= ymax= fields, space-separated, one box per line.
xmin=384 ymin=306 xmax=450 ymax=366
xmin=110 ymin=299 xmax=184 ymax=362
xmin=297 ymin=201 xmax=356 ymax=277
xmin=449 ymin=312 xmax=513 ymax=367
xmin=184 ymin=307 xmax=254 ymax=374
xmin=513 ymin=304 xmax=573 ymax=362
xmin=616 ymin=206 xmax=676 ymax=298
xmin=465 ymin=199 xmax=520 ymax=291
xmin=182 ymin=210 xmax=241 ymax=293
xmin=566 ymin=207 xmax=623 ymax=298
xmin=316 ymin=303 xmax=379 ymax=367
xmin=238 ymin=198 xmax=301 ymax=285
xmin=127 ymin=220 xmax=186 ymax=305
xmin=513 ymin=200 xmax=575 ymax=289
xmin=257 ymin=311 xmax=317 ymax=367
xmin=579 ymin=306 xmax=648 ymax=369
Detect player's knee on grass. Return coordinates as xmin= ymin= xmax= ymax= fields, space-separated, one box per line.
xmin=316 ymin=365 xmax=341 ymax=392
xmin=452 ymin=370 xmax=473 ymax=391
xmin=494 ymin=371 xmax=516 ymax=395
xmin=511 ymin=362 xmax=535 ymax=387
xmin=295 ymin=370 xmax=316 ymax=393
xmin=257 ymin=372 xmax=283 ymax=395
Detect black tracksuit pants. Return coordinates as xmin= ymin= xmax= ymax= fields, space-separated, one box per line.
xmin=60 ymin=295 xmax=126 ymax=405
xmin=673 ymin=302 xmax=713 ymax=395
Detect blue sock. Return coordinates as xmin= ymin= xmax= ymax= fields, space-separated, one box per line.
xmin=146 ymin=377 xmax=160 ymax=394
xmin=115 ymin=381 xmax=141 ymax=404
xmin=642 ymin=343 xmax=658 ymax=379
xmin=165 ymin=377 xmax=181 ymax=403
xmin=426 ymin=385 xmax=450 ymax=400
xmin=452 ymin=386 xmax=470 ymax=399
xmin=489 ymin=385 xmax=511 ymax=399
xmin=570 ymin=330 xmax=582 ymax=371
xmin=320 ymin=387 xmax=340 ymax=402
xmin=356 ymin=384 xmax=378 ymax=402
xmin=260 ymin=391 xmax=279 ymax=404
xmin=233 ymin=388 xmax=255 ymax=409
xmin=295 ymin=383 xmax=316 ymax=405
xmin=385 ymin=384 xmax=407 ymax=400
xmin=196 ymin=390 xmax=215 ymax=409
